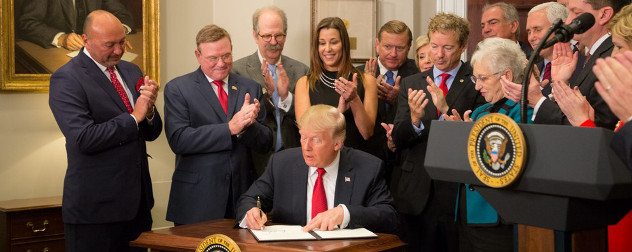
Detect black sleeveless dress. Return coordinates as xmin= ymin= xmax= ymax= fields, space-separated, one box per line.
xmin=308 ymin=70 xmax=367 ymax=152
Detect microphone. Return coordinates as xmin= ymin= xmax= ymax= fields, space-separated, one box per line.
xmin=542 ymin=13 xmax=595 ymax=48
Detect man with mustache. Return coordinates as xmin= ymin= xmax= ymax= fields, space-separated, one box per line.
xmin=232 ymin=6 xmax=309 ymax=177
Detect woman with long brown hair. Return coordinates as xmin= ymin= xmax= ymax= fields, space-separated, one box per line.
xmin=295 ymin=17 xmax=377 ymax=151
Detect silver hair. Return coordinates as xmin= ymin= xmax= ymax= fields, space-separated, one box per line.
xmin=252 ymin=6 xmax=288 ymax=34
xmin=483 ymin=2 xmax=520 ymax=39
xmin=470 ymin=37 xmax=527 ymax=83
xmin=529 ymin=2 xmax=569 ymax=24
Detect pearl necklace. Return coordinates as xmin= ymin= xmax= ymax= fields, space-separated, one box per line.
xmin=319 ymin=72 xmax=337 ymax=89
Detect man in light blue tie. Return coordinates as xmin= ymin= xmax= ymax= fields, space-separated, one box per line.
xmin=233 ymin=6 xmax=309 ymax=177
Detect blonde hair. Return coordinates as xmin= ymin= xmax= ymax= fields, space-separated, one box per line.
xmin=298 ymin=104 xmax=346 ymax=141
xmin=413 ymin=34 xmax=430 ymax=67
xmin=609 ymin=3 xmax=632 ymax=49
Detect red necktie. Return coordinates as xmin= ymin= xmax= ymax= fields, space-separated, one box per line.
xmin=312 ymin=168 xmax=327 ymax=219
xmin=542 ymin=62 xmax=551 ymax=82
xmin=213 ymin=80 xmax=228 ymax=114
xmin=107 ymin=67 xmax=133 ymax=113
xmin=437 ymin=73 xmax=451 ymax=116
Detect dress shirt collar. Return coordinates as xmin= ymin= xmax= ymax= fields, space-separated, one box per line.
xmin=432 ymin=61 xmax=462 ymax=80
xmin=309 ymin=150 xmax=341 ymax=177
xmin=377 ymin=57 xmax=398 ymax=77
xmin=83 ymin=48 xmax=110 ymax=72
xmin=588 ymin=33 xmax=611 ymax=56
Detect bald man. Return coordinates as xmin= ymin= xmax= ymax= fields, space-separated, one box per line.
xmin=49 ymin=10 xmax=161 ymax=251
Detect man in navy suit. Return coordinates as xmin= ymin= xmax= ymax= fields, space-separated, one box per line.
xmin=164 ymin=24 xmax=273 ymax=225
xmin=236 ymin=105 xmax=397 ymax=234
xmin=49 ymin=10 xmax=161 ymax=252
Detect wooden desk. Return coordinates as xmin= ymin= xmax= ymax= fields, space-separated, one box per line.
xmin=15 ymin=32 xmax=144 ymax=74
xmin=130 ymin=219 xmax=406 ymax=252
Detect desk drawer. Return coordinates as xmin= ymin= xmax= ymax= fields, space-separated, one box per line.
xmin=9 ymin=208 xmax=64 ymax=239
xmin=10 ymin=238 xmax=65 ymax=252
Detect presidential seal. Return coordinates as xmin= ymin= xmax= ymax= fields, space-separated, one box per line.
xmin=195 ymin=234 xmax=241 ymax=252
xmin=467 ymin=113 xmax=526 ymax=188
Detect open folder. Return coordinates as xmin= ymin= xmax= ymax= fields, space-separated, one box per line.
xmin=248 ymin=225 xmax=378 ymax=242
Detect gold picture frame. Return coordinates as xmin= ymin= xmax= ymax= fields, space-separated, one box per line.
xmin=0 ymin=0 xmax=160 ymax=92
xmin=311 ymin=0 xmax=377 ymax=63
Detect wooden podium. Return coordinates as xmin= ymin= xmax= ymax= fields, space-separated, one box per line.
xmin=130 ymin=219 xmax=406 ymax=252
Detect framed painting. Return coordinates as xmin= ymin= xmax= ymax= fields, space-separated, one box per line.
xmin=0 ymin=0 xmax=160 ymax=92
xmin=311 ymin=0 xmax=377 ymax=63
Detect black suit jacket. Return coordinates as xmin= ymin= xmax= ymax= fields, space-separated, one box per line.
xmin=164 ymin=70 xmax=273 ymax=224
xmin=17 ymin=0 xmax=134 ymax=48
xmin=612 ymin=122 xmax=632 ymax=171
xmin=49 ymin=48 xmax=162 ymax=224
xmin=535 ymin=37 xmax=618 ymax=129
xmin=357 ymin=58 xmax=420 ymax=159
xmin=231 ymin=52 xmax=309 ymax=176
xmin=391 ymin=63 xmax=485 ymax=215
xmin=236 ymin=147 xmax=398 ymax=234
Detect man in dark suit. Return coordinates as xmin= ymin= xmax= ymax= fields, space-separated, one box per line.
xmin=236 ymin=104 xmax=397 ymax=234
xmin=481 ymin=2 xmax=533 ymax=58
xmin=164 ymin=24 xmax=273 ymax=225
xmin=17 ymin=0 xmax=134 ymax=51
xmin=232 ymin=6 xmax=309 ymax=177
xmin=48 ymin=10 xmax=161 ymax=251
xmin=501 ymin=0 xmax=622 ymax=130
xmin=391 ymin=13 xmax=485 ymax=252
xmin=357 ymin=20 xmax=419 ymax=161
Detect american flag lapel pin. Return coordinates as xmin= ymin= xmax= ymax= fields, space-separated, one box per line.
xmin=345 ymin=177 xmax=351 ymax=182
xmin=231 ymin=85 xmax=237 ymax=90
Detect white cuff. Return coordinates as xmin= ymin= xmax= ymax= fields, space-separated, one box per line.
xmin=52 ymin=32 xmax=65 ymax=47
xmin=129 ymin=114 xmax=139 ymax=129
xmin=238 ymin=215 xmax=248 ymax=229
xmin=532 ymin=97 xmax=547 ymax=122
xmin=278 ymin=92 xmax=293 ymax=112
xmin=339 ymin=204 xmax=350 ymax=229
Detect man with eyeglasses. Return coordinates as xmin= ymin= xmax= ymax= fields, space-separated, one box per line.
xmin=391 ymin=13 xmax=485 ymax=252
xmin=358 ymin=20 xmax=419 ymax=162
xmin=233 ymin=6 xmax=309 ymax=177
xmin=164 ymin=24 xmax=273 ymax=225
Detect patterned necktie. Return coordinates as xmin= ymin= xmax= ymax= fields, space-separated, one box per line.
xmin=385 ymin=71 xmax=395 ymax=86
xmin=542 ymin=62 xmax=552 ymax=82
xmin=268 ymin=64 xmax=282 ymax=151
xmin=106 ymin=67 xmax=133 ymax=113
xmin=437 ymin=73 xmax=451 ymax=116
xmin=212 ymin=80 xmax=228 ymax=114
xmin=311 ymin=168 xmax=328 ymax=219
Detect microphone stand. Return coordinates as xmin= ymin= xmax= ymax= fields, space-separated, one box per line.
xmin=520 ymin=19 xmax=563 ymax=123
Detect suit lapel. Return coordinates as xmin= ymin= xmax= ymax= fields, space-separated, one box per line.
xmin=194 ymin=68 xmax=227 ymax=121
xmin=334 ymin=148 xmax=354 ymax=206
xmin=78 ymin=49 xmax=127 ymax=113
xmin=247 ymin=53 xmax=265 ymax=88
xmin=445 ymin=63 xmax=471 ymax=111
xmin=572 ymin=37 xmax=613 ymax=88
xmin=293 ymin=159 xmax=309 ymax=224
xmin=227 ymin=74 xmax=241 ymax=118
xmin=116 ymin=65 xmax=139 ymax=103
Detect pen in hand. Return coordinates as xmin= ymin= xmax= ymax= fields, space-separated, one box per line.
xmin=257 ymin=196 xmax=264 ymax=230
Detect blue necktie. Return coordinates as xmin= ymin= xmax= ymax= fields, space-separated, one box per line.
xmin=385 ymin=70 xmax=395 ymax=86
xmin=384 ymin=71 xmax=395 ymax=111
xmin=268 ymin=64 xmax=282 ymax=151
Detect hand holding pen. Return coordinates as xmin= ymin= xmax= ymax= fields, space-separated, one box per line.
xmin=245 ymin=196 xmax=267 ymax=230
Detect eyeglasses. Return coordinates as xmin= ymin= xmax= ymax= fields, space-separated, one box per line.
xmin=470 ymin=71 xmax=503 ymax=83
xmin=206 ymin=53 xmax=233 ymax=63
xmin=258 ymin=33 xmax=286 ymax=42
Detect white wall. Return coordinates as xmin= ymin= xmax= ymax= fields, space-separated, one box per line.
xmin=0 ymin=0 xmax=436 ymax=230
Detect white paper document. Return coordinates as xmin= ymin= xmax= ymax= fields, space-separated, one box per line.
xmin=249 ymin=225 xmax=378 ymax=242
xmin=249 ymin=225 xmax=317 ymax=242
